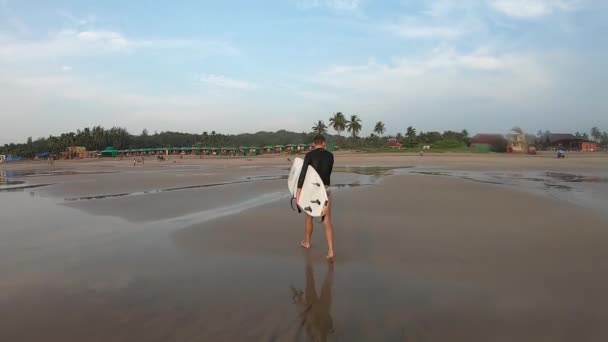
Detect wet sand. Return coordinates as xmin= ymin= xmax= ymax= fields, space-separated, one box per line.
xmin=1 ymin=153 xmax=608 ymax=341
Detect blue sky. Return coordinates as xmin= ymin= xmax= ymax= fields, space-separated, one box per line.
xmin=1 ymin=0 xmax=606 ymax=144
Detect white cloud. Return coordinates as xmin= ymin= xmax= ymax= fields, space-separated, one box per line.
xmin=424 ymin=49 xmax=511 ymax=70
xmin=389 ymin=23 xmax=463 ymax=39
xmin=0 ymin=69 xmax=279 ymax=144
xmin=76 ymin=30 xmax=130 ymax=50
xmin=490 ymin=0 xmax=580 ymax=18
xmin=56 ymin=10 xmax=96 ymax=26
xmin=200 ymin=74 xmax=258 ymax=90
xmin=297 ymin=0 xmax=361 ymax=11
xmin=296 ymin=48 xmax=608 ymax=135
xmin=302 ymin=48 xmax=555 ymax=134
xmin=0 ymin=29 xmax=238 ymax=62
xmin=61 ymin=65 xmax=72 ymax=72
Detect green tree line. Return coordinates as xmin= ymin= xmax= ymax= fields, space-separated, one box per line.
xmin=0 ymin=126 xmax=323 ymax=157
xmin=2 ymin=121 xmax=607 ymax=158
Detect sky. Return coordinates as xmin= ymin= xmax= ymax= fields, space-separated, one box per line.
xmin=1 ymin=0 xmax=607 ymax=144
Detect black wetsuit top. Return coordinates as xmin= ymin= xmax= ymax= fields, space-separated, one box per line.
xmin=297 ymin=148 xmax=334 ymax=188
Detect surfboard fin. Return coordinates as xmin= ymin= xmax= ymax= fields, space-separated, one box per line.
xmin=304 ymin=206 xmax=312 ymax=213
xmin=311 ymin=199 xmax=321 ymax=205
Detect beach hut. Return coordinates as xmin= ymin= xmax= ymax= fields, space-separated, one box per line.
xmin=2 ymin=155 xmax=21 ymax=162
xmin=297 ymin=144 xmax=307 ymax=152
xmin=182 ymin=147 xmax=192 ymax=154
xmin=262 ymin=146 xmax=273 ymax=154
xmin=249 ymin=146 xmax=261 ymax=155
xmin=286 ymin=144 xmax=297 ymax=152
xmin=100 ymin=146 xmax=118 ymax=157
xmin=239 ymin=146 xmax=249 ymax=155
xmin=274 ymin=145 xmax=285 ymax=153
xmin=36 ymin=152 xmax=50 ymax=160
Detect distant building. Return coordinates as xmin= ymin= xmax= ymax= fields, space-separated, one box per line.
xmin=508 ymin=131 xmax=528 ymax=153
xmin=470 ymin=134 xmax=508 ymax=152
xmin=64 ymin=146 xmax=88 ymax=159
xmin=387 ymin=138 xmax=402 ymax=148
xmin=548 ymin=134 xmax=598 ymax=151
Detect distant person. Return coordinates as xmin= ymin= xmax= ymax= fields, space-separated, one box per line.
xmin=296 ymin=134 xmax=335 ymax=260
xmin=133 ymin=158 xmax=137 ymax=167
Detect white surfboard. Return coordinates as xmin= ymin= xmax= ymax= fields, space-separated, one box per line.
xmin=297 ymin=165 xmax=329 ymax=217
xmin=287 ymin=157 xmax=304 ymax=197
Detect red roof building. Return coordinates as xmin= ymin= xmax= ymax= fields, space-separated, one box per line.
xmin=387 ymin=138 xmax=402 ymax=148
xmin=549 ymin=134 xmax=598 ymax=151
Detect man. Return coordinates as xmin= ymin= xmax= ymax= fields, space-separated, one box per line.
xmin=296 ymin=134 xmax=335 ymax=260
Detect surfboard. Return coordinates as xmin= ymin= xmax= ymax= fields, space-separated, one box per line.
xmin=287 ymin=157 xmax=304 ymax=197
xmin=297 ymin=165 xmax=329 ymax=217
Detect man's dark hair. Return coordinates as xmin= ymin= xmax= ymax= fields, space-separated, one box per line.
xmin=313 ymin=134 xmax=326 ymax=145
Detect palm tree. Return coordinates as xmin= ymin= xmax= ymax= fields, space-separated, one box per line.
xmin=211 ymin=131 xmax=217 ymax=145
xmin=405 ymin=126 xmax=417 ymax=140
xmin=346 ymin=115 xmax=362 ymax=138
xmin=312 ymin=120 xmax=328 ymax=135
xmin=374 ymin=121 xmax=386 ymax=136
xmin=329 ymin=112 xmax=346 ymax=136
xmin=591 ymin=127 xmax=601 ymax=142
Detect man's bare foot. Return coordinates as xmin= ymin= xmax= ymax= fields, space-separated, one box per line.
xmin=300 ymin=241 xmax=311 ymax=249
xmin=326 ymin=252 xmax=335 ymax=261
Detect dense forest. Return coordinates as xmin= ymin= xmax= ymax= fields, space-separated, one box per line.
xmin=0 ymin=125 xmax=471 ymax=157
xmin=1 ymin=118 xmax=607 ymax=158
xmin=0 ymin=127 xmax=321 ymax=157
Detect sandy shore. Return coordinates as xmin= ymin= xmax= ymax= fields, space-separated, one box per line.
xmin=2 ymin=150 xmax=608 ymax=173
xmin=1 ymin=153 xmax=607 ymax=341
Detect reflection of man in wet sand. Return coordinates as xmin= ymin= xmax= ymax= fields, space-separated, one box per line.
xmin=290 ymin=252 xmax=335 ymax=341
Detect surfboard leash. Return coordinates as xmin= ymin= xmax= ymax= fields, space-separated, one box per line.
xmin=290 ymin=197 xmax=302 ymax=214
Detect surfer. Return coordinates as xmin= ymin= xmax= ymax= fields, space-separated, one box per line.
xmin=296 ymin=134 xmax=335 ymax=260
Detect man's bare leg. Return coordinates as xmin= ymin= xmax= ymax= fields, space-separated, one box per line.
xmin=302 ymin=215 xmax=314 ymax=249
xmin=323 ymin=199 xmax=335 ymax=259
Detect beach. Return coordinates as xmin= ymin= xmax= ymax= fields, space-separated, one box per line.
xmin=1 ymin=152 xmax=608 ymax=341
